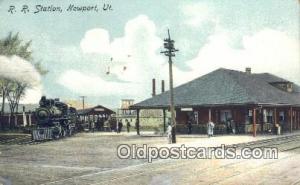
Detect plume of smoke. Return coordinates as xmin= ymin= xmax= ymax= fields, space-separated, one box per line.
xmin=0 ymin=55 xmax=41 ymax=86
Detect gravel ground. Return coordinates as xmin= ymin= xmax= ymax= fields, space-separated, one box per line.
xmin=0 ymin=132 xmax=300 ymax=185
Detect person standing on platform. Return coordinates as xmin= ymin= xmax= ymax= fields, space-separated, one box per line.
xmin=187 ymin=119 xmax=192 ymax=134
xmin=126 ymin=119 xmax=131 ymax=133
xmin=118 ymin=120 xmax=123 ymax=133
xmin=207 ymin=121 xmax=215 ymax=137
xmin=99 ymin=118 xmax=104 ymax=131
xmin=231 ymin=119 xmax=236 ymax=134
xmin=91 ymin=120 xmax=95 ymax=133
xmin=167 ymin=121 xmax=172 ymax=144
xmin=226 ymin=119 xmax=231 ymax=133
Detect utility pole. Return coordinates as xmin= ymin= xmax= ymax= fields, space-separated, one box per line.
xmin=161 ymin=29 xmax=179 ymax=144
xmin=79 ymin=96 xmax=86 ymax=109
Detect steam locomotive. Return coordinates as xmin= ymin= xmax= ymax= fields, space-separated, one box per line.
xmin=32 ymin=96 xmax=77 ymax=141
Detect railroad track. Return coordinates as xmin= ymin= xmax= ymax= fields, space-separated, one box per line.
xmin=0 ymin=134 xmax=42 ymax=145
xmin=227 ymin=134 xmax=300 ymax=152
xmin=0 ymin=132 xmax=78 ymax=145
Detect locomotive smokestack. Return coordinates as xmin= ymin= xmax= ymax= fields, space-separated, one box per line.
xmin=152 ymin=78 xmax=156 ymax=97
xmin=161 ymin=80 xmax=165 ymax=93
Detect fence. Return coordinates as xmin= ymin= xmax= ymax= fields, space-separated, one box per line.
xmin=0 ymin=113 xmax=36 ymax=130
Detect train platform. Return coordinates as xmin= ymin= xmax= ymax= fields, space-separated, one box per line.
xmin=0 ymin=130 xmax=300 ymax=184
xmin=136 ymin=130 xmax=300 ymax=148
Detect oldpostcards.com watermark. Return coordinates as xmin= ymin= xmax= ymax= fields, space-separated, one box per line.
xmin=117 ymin=144 xmax=278 ymax=163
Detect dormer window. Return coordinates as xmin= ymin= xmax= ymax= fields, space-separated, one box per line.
xmin=269 ymin=81 xmax=293 ymax=92
xmin=287 ymin=83 xmax=293 ymax=92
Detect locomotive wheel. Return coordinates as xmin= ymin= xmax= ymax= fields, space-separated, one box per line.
xmin=52 ymin=127 xmax=61 ymax=140
xmin=53 ymin=133 xmax=60 ymax=140
xmin=62 ymin=129 xmax=67 ymax=137
xmin=65 ymin=129 xmax=70 ymax=136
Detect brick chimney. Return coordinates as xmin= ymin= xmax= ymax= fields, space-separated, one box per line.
xmin=161 ymin=80 xmax=165 ymax=93
xmin=152 ymin=78 xmax=156 ymax=97
xmin=245 ymin=67 xmax=251 ymax=74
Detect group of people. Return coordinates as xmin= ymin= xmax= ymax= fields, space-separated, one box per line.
xmin=114 ymin=119 xmax=132 ymax=133
xmin=186 ymin=118 xmax=215 ymax=137
xmin=116 ymin=119 xmax=132 ymax=133
xmin=166 ymin=119 xmax=216 ymax=143
xmin=84 ymin=117 xmax=133 ymax=133
xmin=226 ymin=119 xmax=236 ymax=134
xmin=186 ymin=118 xmax=237 ymax=136
xmin=84 ymin=118 xmax=106 ymax=132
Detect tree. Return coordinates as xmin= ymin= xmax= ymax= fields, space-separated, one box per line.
xmin=0 ymin=32 xmax=47 ymax=127
xmin=0 ymin=79 xmax=10 ymax=115
xmin=0 ymin=32 xmax=32 ymax=60
xmin=6 ymin=81 xmax=27 ymax=114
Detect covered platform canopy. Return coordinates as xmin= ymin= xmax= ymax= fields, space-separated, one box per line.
xmin=77 ymin=105 xmax=115 ymax=116
xmin=77 ymin=105 xmax=116 ymax=131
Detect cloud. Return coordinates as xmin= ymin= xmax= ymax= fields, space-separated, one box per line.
xmin=80 ymin=28 xmax=111 ymax=54
xmin=242 ymin=29 xmax=299 ymax=81
xmin=0 ymin=55 xmax=43 ymax=103
xmin=64 ymin=14 xmax=299 ymax=106
xmin=20 ymin=85 xmax=43 ymax=104
xmin=0 ymin=55 xmax=41 ymax=86
xmin=57 ymin=69 xmax=142 ymax=97
xmin=79 ymin=15 xmax=165 ymax=84
xmin=181 ymin=2 xmax=217 ymax=27
xmin=180 ymin=29 xmax=300 ymax=85
xmin=109 ymin=15 xmax=165 ymax=83
xmin=63 ymin=15 xmax=168 ymax=100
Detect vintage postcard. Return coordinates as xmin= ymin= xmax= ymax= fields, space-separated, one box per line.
xmin=0 ymin=0 xmax=299 ymax=185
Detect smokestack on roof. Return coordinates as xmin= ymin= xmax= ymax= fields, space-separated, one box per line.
xmin=245 ymin=67 xmax=251 ymax=74
xmin=152 ymin=78 xmax=156 ymax=97
xmin=161 ymin=80 xmax=165 ymax=93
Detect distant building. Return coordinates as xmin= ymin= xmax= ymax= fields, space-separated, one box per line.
xmin=119 ymin=99 xmax=135 ymax=116
xmin=117 ymin=99 xmax=164 ymax=131
xmin=1 ymin=103 xmax=39 ymax=114
xmin=117 ymin=99 xmax=137 ymax=123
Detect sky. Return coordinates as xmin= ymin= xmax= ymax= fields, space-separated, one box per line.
xmin=0 ymin=0 xmax=299 ymax=108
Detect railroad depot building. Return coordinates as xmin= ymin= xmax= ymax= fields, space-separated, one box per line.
xmin=131 ymin=68 xmax=300 ymax=136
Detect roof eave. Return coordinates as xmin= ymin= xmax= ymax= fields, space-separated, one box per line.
xmin=130 ymin=102 xmax=300 ymax=110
